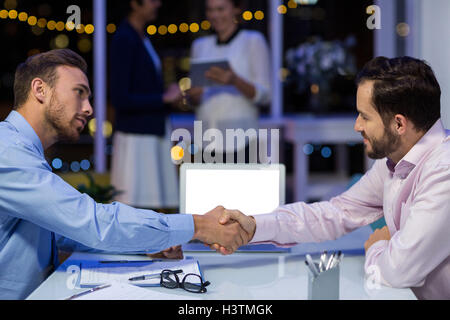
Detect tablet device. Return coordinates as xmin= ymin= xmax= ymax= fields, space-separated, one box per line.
xmin=189 ymin=59 xmax=231 ymax=87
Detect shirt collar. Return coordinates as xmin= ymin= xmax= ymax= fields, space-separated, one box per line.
xmin=215 ymin=26 xmax=242 ymax=45
xmin=5 ymin=110 xmax=45 ymax=157
xmin=386 ymin=119 xmax=447 ymax=178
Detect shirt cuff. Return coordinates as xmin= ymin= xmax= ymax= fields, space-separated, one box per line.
xmin=166 ymin=214 xmax=195 ymax=248
xmin=364 ymin=240 xmax=389 ymax=272
xmin=251 ymin=82 xmax=270 ymax=105
xmin=250 ymin=213 xmax=278 ymax=243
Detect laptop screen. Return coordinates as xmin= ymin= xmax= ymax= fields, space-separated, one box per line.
xmin=180 ymin=164 xmax=285 ymax=216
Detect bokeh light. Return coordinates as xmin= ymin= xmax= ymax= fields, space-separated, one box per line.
xmin=179 ymin=23 xmax=189 ymax=33
xmin=254 ymin=11 xmax=264 ymax=20
xmin=70 ymin=161 xmax=81 ymax=173
xmin=201 ymin=20 xmax=211 ymax=30
xmin=147 ymin=25 xmax=157 ymax=35
xmin=178 ymin=77 xmax=192 ymax=92
xmin=18 ymin=12 xmax=28 ymax=21
xmin=321 ymin=147 xmax=332 ymax=158
xmin=52 ymin=158 xmax=63 ymax=170
xmin=277 ymin=5 xmax=287 ymax=14
xmin=242 ymin=11 xmax=253 ymax=21
xmin=189 ymin=23 xmax=199 ymax=33
xmin=84 ymin=24 xmax=95 ymax=34
xmin=106 ymin=23 xmax=116 ymax=34
xmin=158 ymin=25 xmax=168 ymax=35
xmin=55 ymin=34 xmax=69 ymax=49
xmin=171 ymin=146 xmax=184 ymax=161
xmin=396 ymin=22 xmax=410 ymax=37
xmin=303 ymin=144 xmax=314 ymax=155
xmin=80 ymin=159 xmax=91 ymax=171
xmin=8 ymin=10 xmax=18 ymax=19
xmin=168 ymin=24 xmax=177 ymax=34
xmin=78 ymin=38 xmax=92 ymax=53
xmin=27 ymin=15 xmax=37 ymax=26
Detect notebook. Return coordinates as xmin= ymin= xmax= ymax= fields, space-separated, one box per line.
xmin=79 ymin=259 xmax=204 ymax=288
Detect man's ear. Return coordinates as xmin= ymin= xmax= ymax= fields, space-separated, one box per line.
xmin=393 ymin=114 xmax=407 ymax=135
xmin=30 ymin=78 xmax=47 ymax=104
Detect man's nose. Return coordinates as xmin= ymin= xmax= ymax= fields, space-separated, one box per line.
xmin=83 ymin=100 xmax=93 ymax=118
xmin=354 ymin=115 xmax=363 ymax=132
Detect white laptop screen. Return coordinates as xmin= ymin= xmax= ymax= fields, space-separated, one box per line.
xmin=182 ymin=165 xmax=284 ymax=216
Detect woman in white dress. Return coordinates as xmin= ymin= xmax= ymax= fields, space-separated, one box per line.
xmin=188 ymin=0 xmax=272 ymax=163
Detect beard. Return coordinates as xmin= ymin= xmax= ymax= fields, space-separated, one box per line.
xmin=44 ymin=92 xmax=82 ymax=143
xmin=364 ymin=127 xmax=401 ymax=160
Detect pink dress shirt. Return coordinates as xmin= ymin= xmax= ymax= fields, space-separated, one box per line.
xmin=252 ymin=119 xmax=450 ymax=299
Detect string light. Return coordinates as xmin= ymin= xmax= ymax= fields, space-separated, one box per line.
xmin=179 ymin=23 xmax=189 ymax=33
xmin=189 ymin=23 xmax=199 ymax=33
xmin=168 ymin=23 xmax=177 ymax=34
xmin=18 ymin=11 xmax=27 ymax=21
xmin=158 ymin=25 xmax=168 ymax=35
xmin=1 ymin=6 xmax=301 ymax=37
xmin=242 ymin=11 xmax=253 ymax=21
xmin=200 ymin=20 xmax=211 ymax=30
xmin=147 ymin=25 xmax=157 ymax=35
xmin=277 ymin=5 xmax=288 ymax=14
xmin=106 ymin=23 xmax=116 ymax=34
xmin=254 ymin=11 xmax=264 ymax=20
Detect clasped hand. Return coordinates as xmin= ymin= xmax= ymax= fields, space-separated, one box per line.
xmin=193 ymin=206 xmax=256 ymax=254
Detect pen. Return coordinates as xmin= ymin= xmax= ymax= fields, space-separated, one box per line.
xmin=325 ymin=252 xmax=336 ymax=271
xmin=331 ymin=251 xmax=343 ymax=269
xmin=319 ymin=251 xmax=327 ymax=272
xmin=128 ymin=269 xmax=184 ymax=282
xmin=305 ymin=260 xmax=319 ymax=278
xmin=99 ymin=260 xmax=162 ymax=264
xmin=306 ymin=254 xmax=320 ymax=276
xmin=65 ymin=284 xmax=111 ymax=300
xmin=128 ymin=273 xmax=161 ymax=282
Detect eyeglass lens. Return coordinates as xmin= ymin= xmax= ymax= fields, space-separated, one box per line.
xmin=161 ymin=270 xmax=208 ymax=293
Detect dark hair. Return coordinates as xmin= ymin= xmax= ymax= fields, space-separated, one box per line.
xmin=230 ymin=0 xmax=243 ymax=7
xmin=356 ymin=56 xmax=441 ymax=132
xmin=13 ymin=49 xmax=88 ymax=109
xmin=127 ymin=0 xmax=144 ymax=14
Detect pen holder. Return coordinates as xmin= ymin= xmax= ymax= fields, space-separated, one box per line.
xmin=307 ymin=263 xmax=340 ymax=300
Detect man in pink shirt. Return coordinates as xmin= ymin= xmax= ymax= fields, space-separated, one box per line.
xmin=213 ymin=57 xmax=450 ymax=300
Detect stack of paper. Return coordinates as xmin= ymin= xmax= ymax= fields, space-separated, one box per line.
xmin=79 ymin=259 xmax=203 ymax=287
xmin=71 ymin=282 xmax=201 ymax=300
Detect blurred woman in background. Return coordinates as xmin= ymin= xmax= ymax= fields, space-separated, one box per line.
xmin=188 ymin=0 xmax=272 ymax=163
xmin=110 ymin=0 xmax=182 ymax=210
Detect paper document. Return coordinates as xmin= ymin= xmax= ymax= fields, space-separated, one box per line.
xmin=79 ymin=259 xmax=203 ymax=287
xmin=71 ymin=282 xmax=201 ymax=300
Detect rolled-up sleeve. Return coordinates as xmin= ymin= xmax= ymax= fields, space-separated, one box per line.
xmin=0 ymin=145 xmax=194 ymax=254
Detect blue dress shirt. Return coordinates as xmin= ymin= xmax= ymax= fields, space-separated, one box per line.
xmin=0 ymin=111 xmax=194 ymax=299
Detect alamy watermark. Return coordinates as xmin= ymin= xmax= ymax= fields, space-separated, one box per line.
xmin=171 ymin=121 xmax=280 ymax=165
xmin=66 ymin=5 xmax=82 ymax=30
xmin=366 ymin=5 xmax=381 ymax=30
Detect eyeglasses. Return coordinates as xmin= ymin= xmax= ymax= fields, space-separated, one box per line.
xmin=160 ymin=269 xmax=210 ymax=294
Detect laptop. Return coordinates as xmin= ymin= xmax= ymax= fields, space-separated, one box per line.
xmin=179 ymin=163 xmax=289 ymax=252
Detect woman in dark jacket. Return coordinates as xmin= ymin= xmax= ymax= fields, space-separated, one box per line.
xmin=110 ymin=0 xmax=182 ymax=209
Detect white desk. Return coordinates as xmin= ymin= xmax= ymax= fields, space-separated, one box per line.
xmin=27 ymin=251 xmax=415 ymax=300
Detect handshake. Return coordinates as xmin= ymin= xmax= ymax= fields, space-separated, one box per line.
xmin=192 ymin=206 xmax=256 ymax=255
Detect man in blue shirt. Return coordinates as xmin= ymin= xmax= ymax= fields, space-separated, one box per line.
xmin=0 ymin=49 xmax=250 ymax=299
